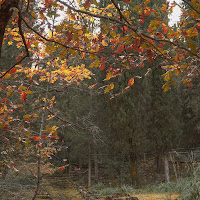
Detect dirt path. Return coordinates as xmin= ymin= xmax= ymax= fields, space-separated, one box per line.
xmin=36 ymin=176 xmax=84 ymax=200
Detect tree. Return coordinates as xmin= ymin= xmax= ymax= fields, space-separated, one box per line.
xmin=0 ymin=0 xmax=199 ymax=197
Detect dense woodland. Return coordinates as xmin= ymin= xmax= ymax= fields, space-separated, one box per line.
xmin=0 ymin=0 xmax=199 ymax=199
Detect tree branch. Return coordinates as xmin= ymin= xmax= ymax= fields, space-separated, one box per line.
xmin=182 ymin=0 xmax=200 ymax=15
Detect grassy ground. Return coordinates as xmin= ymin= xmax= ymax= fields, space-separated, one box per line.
xmin=37 ymin=176 xmax=84 ymax=200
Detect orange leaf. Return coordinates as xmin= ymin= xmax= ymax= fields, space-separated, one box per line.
xmin=161 ymin=23 xmax=168 ymax=34
xmin=128 ymin=77 xmax=134 ymax=86
xmin=32 ymin=136 xmax=40 ymax=141
xmin=21 ymin=92 xmax=27 ymax=102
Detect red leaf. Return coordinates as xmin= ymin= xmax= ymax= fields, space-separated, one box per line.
xmin=100 ymin=62 xmax=105 ymax=70
xmin=116 ymin=45 xmax=124 ymax=54
xmin=111 ymin=25 xmax=117 ymax=30
xmin=17 ymin=56 xmax=21 ymax=62
xmin=21 ymin=92 xmax=27 ymax=102
xmin=128 ymin=77 xmax=134 ymax=86
xmin=98 ymin=33 xmax=103 ymax=42
xmin=124 ymin=0 xmax=131 ymax=4
xmin=37 ymin=143 xmax=42 ymax=148
xmin=139 ymin=19 xmax=144 ymax=24
xmin=83 ymin=0 xmax=91 ymax=8
xmin=27 ymin=40 xmax=31 ymax=48
xmin=41 ymin=135 xmax=48 ymax=139
xmin=9 ymin=68 xmax=17 ymax=74
xmin=58 ymin=167 xmax=65 ymax=171
xmin=1 ymin=98 xmax=8 ymax=102
xmin=32 ymin=136 xmax=40 ymax=141
xmin=139 ymin=62 xmax=144 ymax=68
xmin=126 ymin=44 xmax=133 ymax=50
xmin=146 ymin=49 xmax=154 ymax=63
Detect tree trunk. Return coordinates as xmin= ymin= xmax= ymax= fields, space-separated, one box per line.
xmin=88 ymin=142 xmax=91 ymax=188
xmin=130 ymin=152 xmax=139 ymax=187
xmin=156 ymin=151 xmax=163 ymax=174
xmin=164 ymin=153 xmax=170 ymax=182
xmin=94 ymin=148 xmax=99 ymax=182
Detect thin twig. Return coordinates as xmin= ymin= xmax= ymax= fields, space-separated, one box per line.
xmin=182 ymin=0 xmax=200 ymax=15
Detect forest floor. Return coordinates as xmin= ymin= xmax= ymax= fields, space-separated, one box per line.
xmin=0 ymin=174 xmax=180 ymax=200
xmin=36 ymin=175 xmax=84 ymax=200
xmin=36 ymin=175 xmax=180 ymax=200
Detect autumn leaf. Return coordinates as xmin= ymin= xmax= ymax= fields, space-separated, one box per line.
xmin=116 ymin=45 xmax=124 ymax=54
xmin=104 ymin=83 xmax=114 ymax=93
xmin=25 ymin=139 xmax=31 ymax=147
xmin=37 ymin=143 xmax=42 ymax=148
xmin=21 ymin=92 xmax=27 ymax=102
xmin=27 ymin=40 xmax=31 ymax=48
xmin=58 ymin=167 xmax=65 ymax=171
xmin=124 ymin=0 xmax=131 ymax=4
xmin=100 ymin=62 xmax=105 ymax=70
xmin=83 ymin=0 xmax=91 ymax=8
xmin=41 ymin=135 xmax=48 ymax=139
xmin=162 ymin=23 xmax=168 ymax=34
xmin=32 ymin=136 xmax=40 ymax=141
xmin=146 ymin=49 xmax=154 ymax=63
xmin=128 ymin=77 xmax=134 ymax=86
xmin=162 ymin=82 xmax=170 ymax=92
xmin=4 ymin=73 xmax=11 ymax=79
xmin=23 ymin=115 xmax=32 ymax=118
xmin=9 ymin=68 xmax=17 ymax=74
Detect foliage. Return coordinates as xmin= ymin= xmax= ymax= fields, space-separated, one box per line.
xmin=0 ymin=0 xmax=199 ymax=198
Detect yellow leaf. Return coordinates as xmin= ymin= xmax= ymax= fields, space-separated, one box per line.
xmin=33 ymin=114 xmax=39 ymax=118
xmin=110 ymin=30 xmax=116 ymax=38
xmin=7 ymin=89 xmax=14 ymax=96
xmin=31 ymin=11 xmax=37 ymax=18
xmin=110 ymin=83 xmax=114 ymax=89
xmin=8 ymin=41 xmax=13 ymax=45
xmin=175 ymin=69 xmax=179 ymax=76
xmin=164 ymin=71 xmax=171 ymax=81
xmin=25 ymin=139 xmax=31 ymax=147
xmin=102 ymin=40 xmax=108 ymax=46
xmin=4 ymin=73 xmax=11 ymax=79
xmin=171 ymin=81 xmax=177 ymax=85
xmin=26 ymin=90 xmax=33 ymax=95
xmin=17 ymin=104 xmax=23 ymax=107
xmin=104 ymin=83 xmax=114 ymax=93
xmin=124 ymin=10 xmax=130 ymax=18
xmin=19 ymin=85 xmax=27 ymax=90
xmin=23 ymin=115 xmax=32 ymax=119
xmin=94 ymin=59 xmax=100 ymax=68
xmin=104 ymin=72 xmax=112 ymax=81
xmin=162 ymin=82 xmax=170 ymax=92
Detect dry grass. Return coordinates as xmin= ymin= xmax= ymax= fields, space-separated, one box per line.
xmin=131 ymin=193 xmax=180 ymax=200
